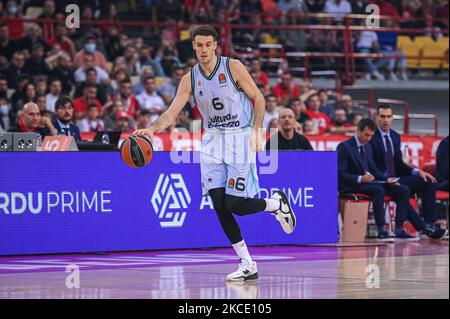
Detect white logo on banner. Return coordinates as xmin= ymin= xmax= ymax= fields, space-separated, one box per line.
xmin=151 ymin=174 xmax=191 ymax=228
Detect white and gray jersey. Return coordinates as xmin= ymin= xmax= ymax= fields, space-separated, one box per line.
xmin=191 ymin=56 xmax=254 ymax=132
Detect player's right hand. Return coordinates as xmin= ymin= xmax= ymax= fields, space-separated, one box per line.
xmin=133 ymin=127 xmax=155 ymax=138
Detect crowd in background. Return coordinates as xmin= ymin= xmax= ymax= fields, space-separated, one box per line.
xmin=0 ymin=0 xmax=448 ymax=137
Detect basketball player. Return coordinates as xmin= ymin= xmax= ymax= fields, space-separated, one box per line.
xmin=134 ymin=25 xmax=296 ymax=281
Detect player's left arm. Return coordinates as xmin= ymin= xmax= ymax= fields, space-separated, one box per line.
xmin=229 ymin=59 xmax=265 ymax=130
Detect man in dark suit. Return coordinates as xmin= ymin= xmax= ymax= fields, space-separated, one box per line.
xmin=436 ymin=135 xmax=449 ymax=191
xmin=338 ymin=118 xmax=446 ymax=240
xmin=371 ymin=104 xmax=438 ymax=225
xmin=52 ymin=96 xmax=81 ymax=142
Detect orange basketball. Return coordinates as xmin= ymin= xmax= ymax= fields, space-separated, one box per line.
xmin=120 ymin=135 xmax=154 ymax=168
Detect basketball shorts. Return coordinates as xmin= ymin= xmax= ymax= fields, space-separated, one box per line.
xmin=200 ymin=127 xmax=260 ymax=198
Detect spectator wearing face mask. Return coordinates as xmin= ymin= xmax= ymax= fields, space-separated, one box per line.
xmin=73 ymin=34 xmax=108 ymax=70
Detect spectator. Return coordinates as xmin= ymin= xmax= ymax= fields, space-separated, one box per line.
xmin=351 ymin=0 xmax=369 ymax=14
xmin=265 ymin=108 xmax=313 ymax=150
xmin=79 ymin=103 xmax=105 ymax=133
xmin=35 ymin=93 xmax=46 ymax=115
xmin=160 ymin=66 xmax=185 ymax=104
xmin=24 ymin=43 xmax=48 ymax=76
xmin=280 ymin=8 xmax=308 ymax=55
xmin=103 ymin=100 xmax=125 ymax=130
xmin=104 ymin=25 xmax=123 ymax=61
xmin=0 ymin=77 xmax=9 ymax=98
xmin=4 ymin=1 xmax=24 ymax=39
xmin=156 ymin=0 xmax=183 ymax=22
xmin=46 ymin=24 xmax=77 ymax=58
xmin=73 ymin=83 xmax=102 ymax=121
xmin=267 ymin=118 xmax=279 ymax=134
xmin=370 ymin=104 xmax=439 ymax=226
xmin=109 ymin=68 xmax=130 ymax=98
xmin=262 ymin=94 xmax=279 ymax=132
xmin=324 ymin=0 xmax=352 ymax=23
xmin=304 ymin=0 xmax=326 ymax=13
xmin=0 ymin=95 xmax=11 ymax=131
xmin=356 ymin=29 xmax=385 ymax=80
xmin=260 ymin=0 xmax=281 ymax=25
xmin=136 ymin=109 xmax=151 ymax=130
xmin=249 ymin=58 xmax=269 ymax=89
xmin=74 ymin=53 xmax=110 ymax=84
xmin=74 ymin=67 xmax=108 ymax=105
xmin=35 ymin=77 xmax=48 ymax=96
xmin=337 ymin=94 xmax=360 ymax=123
xmin=123 ymin=45 xmax=142 ymax=76
xmin=287 ymin=97 xmax=309 ymax=124
xmin=16 ymin=23 xmax=48 ymax=53
xmin=303 ymin=93 xmax=331 ymax=134
xmin=116 ymin=79 xmax=140 ymax=119
xmin=370 ymin=0 xmax=400 ymax=19
xmin=73 ymin=34 xmax=108 ymax=70
xmin=13 ymin=81 xmax=35 ymax=113
xmin=8 ymin=102 xmax=57 ymax=138
xmin=436 ymin=135 xmax=449 ymax=191
xmin=376 ymin=19 xmax=409 ymax=81
xmin=47 ymin=53 xmax=75 ymax=95
xmin=132 ymin=66 xmax=155 ymax=95
xmin=2 ymin=52 xmax=28 ymax=90
xmin=329 ymin=108 xmax=356 ymax=134
xmin=278 ymin=0 xmax=303 ymax=18
xmin=45 ymin=79 xmax=62 ymax=113
xmin=318 ymin=89 xmax=335 ymax=116
xmin=302 ymin=119 xmax=318 ymax=135
xmin=175 ymin=108 xmax=192 ymax=130
xmin=271 ymin=71 xmax=301 ymax=105
xmin=0 ymin=24 xmax=17 ymax=64
xmin=38 ymin=0 xmax=57 ymax=40
xmin=136 ymin=76 xmax=166 ymax=124
xmin=114 ymin=111 xmax=136 ymax=132
xmin=52 ymin=96 xmax=81 ymax=141
xmin=337 ymin=118 xmax=445 ymax=240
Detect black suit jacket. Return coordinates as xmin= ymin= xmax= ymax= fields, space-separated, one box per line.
xmin=337 ymin=136 xmax=386 ymax=193
xmin=370 ymin=128 xmax=413 ymax=178
xmin=52 ymin=119 xmax=82 ymax=142
xmin=436 ymin=135 xmax=449 ymax=183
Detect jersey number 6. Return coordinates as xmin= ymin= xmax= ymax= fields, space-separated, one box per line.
xmin=212 ymin=97 xmax=224 ymax=110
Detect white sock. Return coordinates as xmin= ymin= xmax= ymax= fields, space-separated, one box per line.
xmin=264 ymin=198 xmax=280 ymax=212
xmin=232 ymin=240 xmax=253 ymax=264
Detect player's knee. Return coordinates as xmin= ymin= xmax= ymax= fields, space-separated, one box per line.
xmin=225 ymin=196 xmax=245 ymax=215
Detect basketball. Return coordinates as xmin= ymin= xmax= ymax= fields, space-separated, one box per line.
xmin=120 ymin=135 xmax=154 ymax=168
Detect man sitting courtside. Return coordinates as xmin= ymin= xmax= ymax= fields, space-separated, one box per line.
xmin=9 ymin=102 xmax=57 ymax=139
xmin=370 ymin=104 xmax=441 ymax=228
xmin=436 ymin=135 xmax=449 ymax=192
xmin=52 ymin=96 xmax=81 ymax=141
xmin=337 ymin=118 xmax=446 ymax=240
xmin=265 ymin=108 xmax=313 ymax=151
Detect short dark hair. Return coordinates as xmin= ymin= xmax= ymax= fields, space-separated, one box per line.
xmin=84 ymin=83 xmax=97 ymax=91
xmin=357 ymin=118 xmax=376 ymax=131
xmin=376 ymin=103 xmax=392 ymax=115
xmin=306 ymin=93 xmax=319 ymax=104
xmin=265 ymin=93 xmax=277 ymax=100
xmin=139 ymin=110 xmax=151 ymax=117
xmin=87 ymin=103 xmax=98 ymax=111
xmin=85 ymin=67 xmax=97 ymax=75
xmin=55 ymin=96 xmax=73 ymax=110
xmin=191 ymin=25 xmax=218 ymax=42
xmin=171 ymin=65 xmax=184 ymax=75
xmin=144 ymin=75 xmax=155 ymax=82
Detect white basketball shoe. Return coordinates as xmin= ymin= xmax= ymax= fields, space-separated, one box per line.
xmin=270 ymin=190 xmax=296 ymax=234
xmin=226 ymin=259 xmax=258 ymax=282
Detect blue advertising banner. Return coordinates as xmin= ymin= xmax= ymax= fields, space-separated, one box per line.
xmin=0 ymin=151 xmax=337 ymax=255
